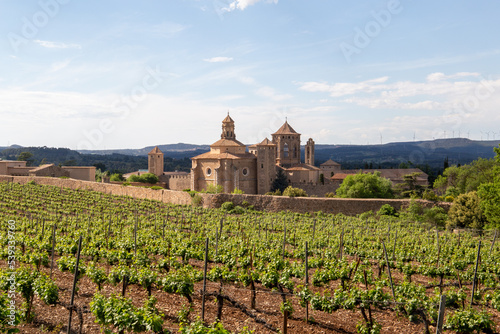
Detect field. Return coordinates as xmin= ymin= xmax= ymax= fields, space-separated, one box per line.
xmin=1 ymin=181 xmax=499 ymax=333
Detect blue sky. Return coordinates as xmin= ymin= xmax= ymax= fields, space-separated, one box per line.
xmin=1 ymin=0 xmax=500 ymax=150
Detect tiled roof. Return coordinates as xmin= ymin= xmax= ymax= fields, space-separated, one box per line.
xmin=272 ymin=121 xmax=299 ymax=135
xmin=222 ymin=113 xmax=234 ymax=123
xmin=285 ymin=163 xmax=321 ymax=171
xmin=149 ymin=146 xmax=163 ymax=154
xmin=320 ymin=159 xmax=341 ymax=166
xmin=210 ymin=138 xmax=246 ymax=147
xmin=192 ymin=152 xmax=256 ymax=160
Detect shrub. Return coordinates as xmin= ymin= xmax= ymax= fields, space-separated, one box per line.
xmin=265 ymin=189 xmax=282 ymax=196
xmin=444 ymin=308 xmax=494 ymax=334
xmin=447 ymin=191 xmax=486 ymax=229
xmin=221 ymin=202 xmax=235 ymax=212
xmin=232 ymin=188 xmax=244 ymax=194
xmin=377 ymin=204 xmax=397 ymax=217
xmin=204 ymin=184 xmax=223 ymax=194
xmin=150 ymin=186 xmax=163 ymax=190
xmin=283 ymin=186 xmax=307 ymax=197
xmin=422 ymin=189 xmax=438 ymax=201
xmin=110 ymin=173 xmax=125 ymax=182
xmin=140 ymin=173 xmax=159 ymax=184
xmin=336 ymin=172 xmax=393 ymax=199
xmin=325 ymin=192 xmax=336 ymax=198
xmin=232 ymin=206 xmax=246 ymax=214
xmin=191 ymin=194 xmax=202 ymax=207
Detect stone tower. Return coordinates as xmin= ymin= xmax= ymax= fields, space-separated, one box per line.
xmin=254 ymin=138 xmax=277 ymax=194
xmin=272 ymin=120 xmax=301 ymax=168
xmin=221 ymin=113 xmax=235 ymax=139
xmin=148 ymin=146 xmax=164 ymax=177
xmin=305 ymin=138 xmax=315 ymax=165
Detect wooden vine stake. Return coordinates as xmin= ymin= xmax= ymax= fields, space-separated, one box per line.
xmin=283 ymin=225 xmax=287 ymax=261
xmin=283 ymin=310 xmax=288 ymax=334
xmin=490 ymin=230 xmax=497 ymax=256
xmin=382 ymin=241 xmax=396 ymax=302
xmin=50 ymin=223 xmax=57 ymax=278
xmin=305 ymin=241 xmax=309 ymax=324
xmin=67 ymin=235 xmax=83 ymax=334
xmin=201 ymin=238 xmax=209 ymax=322
xmin=436 ymin=294 xmax=446 ymax=334
xmin=471 ymin=240 xmax=481 ymax=306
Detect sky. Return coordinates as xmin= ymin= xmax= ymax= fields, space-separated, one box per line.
xmin=1 ymin=0 xmax=500 ymax=150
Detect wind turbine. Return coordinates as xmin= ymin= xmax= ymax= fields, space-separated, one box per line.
xmin=480 ymin=131 xmax=483 ymax=141
xmin=486 ymin=131 xmax=490 ymax=140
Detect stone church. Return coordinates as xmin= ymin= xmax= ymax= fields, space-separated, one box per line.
xmin=190 ymin=114 xmax=320 ymax=194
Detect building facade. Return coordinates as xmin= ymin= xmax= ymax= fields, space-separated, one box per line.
xmin=191 ymin=114 xmax=319 ymax=194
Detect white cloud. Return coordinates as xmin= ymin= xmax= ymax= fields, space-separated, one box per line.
xmin=299 ymin=73 xmax=500 ymax=112
xmin=203 ymin=57 xmax=234 ymax=63
xmin=256 ymin=86 xmax=292 ymax=101
xmin=225 ymin=0 xmax=278 ymax=12
xmin=34 ymin=40 xmax=81 ymax=49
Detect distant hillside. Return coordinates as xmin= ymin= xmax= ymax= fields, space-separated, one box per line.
xmin=3 ymin=139 xmax=499 ymax=178
xmin=314 ymin=138 xmax=500 ymax=169
xmin=78 ymin=143 xmax=210 ymax=156
xmin=0 ymin=146 xmax=191 ymax=174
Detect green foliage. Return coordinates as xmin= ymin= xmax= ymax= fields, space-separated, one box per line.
xmin=280 ymin=300 xmax=294 ymax=318
xmin=110 ymin=173 xmax=125 ymax=182
xmin=33 ymin=274 xmax=59 ymax=305
xmin=265 ymin=189 xmax=282 ymax=196
xmin=203 ymin=184 xmax=223 ymax=194
xmin=86 ymin=263 xmax=108 ymax=291
xmin=325 ymin=192 xmax=336 ymax=198
xmin=336 ymin=172 xmax=393 ymax=199
xmin=232 ymin=188 xmax=244 ymax=194
xmin=434 ymin=158 xmax=498 ymax=196
xmin=17 ymin=152 xmax=34 ymax=166
xmin=271 ymin=169 xmax=288 ymax=193
xmin=477 ymin=148 xmax=500 ymax=228
xmin=90 ymin=293 xmax=164 ymax=333
xmin=178 ymin=319 xmax=238 ymax=334
xmin=447 ymin=191 xmax=486 ymax=229
xmin=377 ymin=204 xmax=397 ymax=217
xmin=128 ymin=173 xmax=159 ymax=184
xmin=191 ymin=194 xmax=203 ymax=207
xmin=0 ymin=292 xmax=19 ymax=333
xmin=221 ymin=202 xmax=235 ymax=212
xmin=394 ymin=172 xmax=425 ymax=198
xmin=444 ymin=308 xmax=494 ymax=333
xmin=283 ymin=186 xmax=308 ymax=197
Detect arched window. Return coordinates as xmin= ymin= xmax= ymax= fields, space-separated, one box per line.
xmin=284 ymin=143 xmax=289 ymax=158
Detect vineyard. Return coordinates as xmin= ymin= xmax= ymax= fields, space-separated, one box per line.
xmin=0 ymin=181 xmax=499 ymax=333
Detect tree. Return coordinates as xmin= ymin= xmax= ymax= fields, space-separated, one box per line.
xmin=17 ymin=152 xmax=34 ymax=166
xmin=271 ymin=169 xmax=288 ymax=193
xmin=394 ymin=172 xmax=425 ymax=198
xmin=319 ymin=173 xmax=324 ymax=185
xmin=447 ymin=191 xmax=486 ymax=229
xmin=283 ymin=186 xmax=307 ymax=197
xmin=336 ymin=171 xmax=393 ymax=199
xmin=140 ymin=173 xmax=159 ymax=184
xmin=110 ymin=173 xmax=125 ymax=182
xmin=434 ymin=158 xmax=497 ymax=195
xmin=477 ymin=144 xmax=500 ymax=228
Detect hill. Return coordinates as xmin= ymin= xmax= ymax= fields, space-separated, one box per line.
xmin=315 ymin=138 xmax=500 ymax=169
xmin=2 ymin=138 xmax=499 ymax=178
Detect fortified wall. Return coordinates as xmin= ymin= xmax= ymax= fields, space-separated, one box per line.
xmin=0 ymin=176 xmax=450 ymax=216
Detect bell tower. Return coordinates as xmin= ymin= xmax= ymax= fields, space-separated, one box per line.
xmin=221 ymin=113 xmax=235 ymax=140
xmin=305 ymin=138 xmax=315 ymax=165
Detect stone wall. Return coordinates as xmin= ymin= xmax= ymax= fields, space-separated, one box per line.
xmin=290 ymin=182 xmax=340 ymax=197
xmin=0 ymin=176 xmax=451 ymax=216
xmin=0 ymin=176 xmax=192 ymax=206
xmin=200 ymin=192 xmax=451 ymax=216
xmin=166 ymin=175 xmax=191 ymax=191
